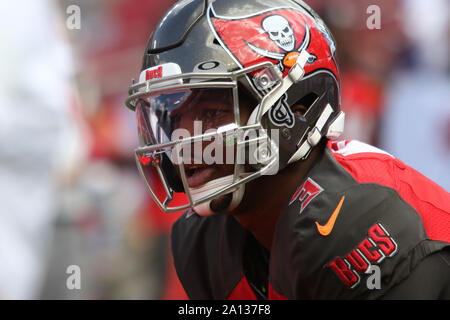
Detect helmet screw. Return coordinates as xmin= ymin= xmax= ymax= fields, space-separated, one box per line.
xmin=260 ymin=148 xmax=268 ymax=159
xmin=254 ymin=145 xmax=271 ymax=164
xmin=281 ymin=128 xmax=291 ymax=140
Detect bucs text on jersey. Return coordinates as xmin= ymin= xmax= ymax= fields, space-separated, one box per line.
xmin=171 ymin=140 xmax=450 ymax=299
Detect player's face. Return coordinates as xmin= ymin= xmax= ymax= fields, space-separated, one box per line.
xmin=170 ymin=89 xmax=254 ymax=190
xmin=170 ymin=90 xmax=308 ymax=213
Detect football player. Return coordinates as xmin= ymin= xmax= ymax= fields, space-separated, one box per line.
xmin=125 ymin=0 xmax=450 ymax=299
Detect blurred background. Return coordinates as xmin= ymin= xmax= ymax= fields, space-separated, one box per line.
xmin=0 ymin=0 xmax=448 ymax=299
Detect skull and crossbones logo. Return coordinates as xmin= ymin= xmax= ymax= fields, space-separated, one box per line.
xmin=246 ymin=14 xmax=317 ymax=70
xmin=262 ymin=15 xmax=296 ymax=52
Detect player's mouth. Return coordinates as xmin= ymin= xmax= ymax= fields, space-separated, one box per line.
xmin=185 ymin=165 xmax=217 ymax=188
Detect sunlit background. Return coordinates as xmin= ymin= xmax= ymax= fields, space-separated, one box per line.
xmin=0 ymin=0 xmax=448 ymax=299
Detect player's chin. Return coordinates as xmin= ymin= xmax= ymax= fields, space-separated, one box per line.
xmin=210 ymin=193 xmax=233 ymax=213
xmin=193 ymin=193 xmax=233 ymax=217
xmin=189 ymin=164 xmax=238 ymax=215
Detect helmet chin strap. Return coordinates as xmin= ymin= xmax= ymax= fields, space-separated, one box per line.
xmin=189 ymin=167 xmax=245 ymax=216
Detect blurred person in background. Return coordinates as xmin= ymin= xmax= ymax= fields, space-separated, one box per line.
xmin=312 ymin=0 xmax=449 ymax=191
xmin=0 ymin=0 xmax=87 ymax=299
xmin=313 ymin=0 xmax=407 ymax=146
xmin=39 ymin=0 xmax=187 ymax=299
xmin=379 ymin=0 xmax=450 ymax=191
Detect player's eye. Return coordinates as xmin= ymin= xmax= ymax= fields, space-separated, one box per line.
xmin=291 ymin=104 xmax=307 ymax=116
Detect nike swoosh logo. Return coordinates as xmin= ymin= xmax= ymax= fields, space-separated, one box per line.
xmin=315 ymin=195 xmax=345 ymax=236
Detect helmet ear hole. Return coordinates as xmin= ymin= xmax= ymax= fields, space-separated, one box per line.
xmin=294 ymin=92 xmax=318 ymax=111
xmin=291 ymin=93 xmax=318 ymax=117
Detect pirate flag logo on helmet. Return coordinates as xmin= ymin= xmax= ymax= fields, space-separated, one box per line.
xmin=207 ymin=5 xmax=338 ymax=128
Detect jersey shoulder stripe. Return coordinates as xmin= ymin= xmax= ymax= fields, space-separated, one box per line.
xmin=329 ymin=140 xmax=450 ymax=243
xmin=330 ymin=140 xmax=393 ymax=158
